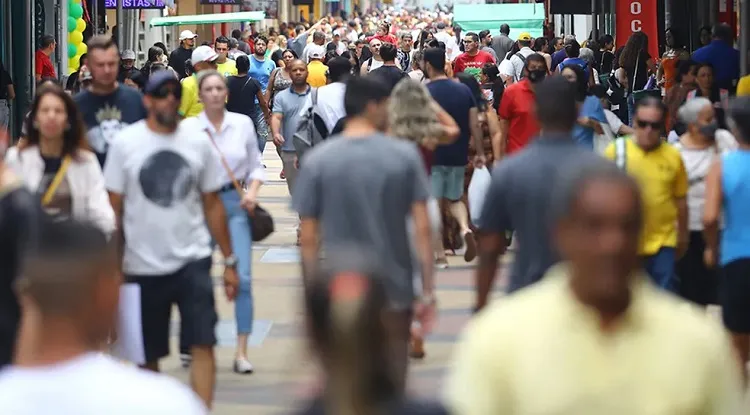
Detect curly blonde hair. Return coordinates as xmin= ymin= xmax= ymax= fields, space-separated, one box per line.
xmin=388 ymin=79 xmax=443 ymax=148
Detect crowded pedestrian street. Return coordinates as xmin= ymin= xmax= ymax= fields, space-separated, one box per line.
xmin=157 ymin=144 xmax=507 ymax=414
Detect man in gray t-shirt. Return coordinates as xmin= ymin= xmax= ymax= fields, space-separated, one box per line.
xmin=292 ymin=76 xmax=435 ymax=392
xmin=474 ymin=75 xmax=605 ymax=312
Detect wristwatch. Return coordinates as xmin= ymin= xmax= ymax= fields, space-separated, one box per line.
xmin=222 ymin=254 xmax=238 ymax=268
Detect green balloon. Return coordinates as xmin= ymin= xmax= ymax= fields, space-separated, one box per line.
xmin=69 ymin=4 xmax=83 ymax=20
xmin=68 ymin=16 xmax=77 ymax=32
xmin=68 ymin=43 xmax=78 ymax=59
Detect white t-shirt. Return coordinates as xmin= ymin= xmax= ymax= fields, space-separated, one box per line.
xmin=0 ymin=353 xmax=207 ymax=414
xmin=103 ymin=120 xmax=224 ymax=275
xmin=507 ymin=47 xmax=535 ymax=82
xmin=299 ymin=82 xmax=347 ymax=133
xmin=673 ymin=130 xmax=738 ymax=230
xmin=434 ymin=30 xmax=459 ymax=61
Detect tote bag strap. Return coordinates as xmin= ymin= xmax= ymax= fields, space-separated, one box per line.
xmin=41 ymin=155 xmax=72 ymax=206
xmin=204 ymin=128 xmax=244 ymax=197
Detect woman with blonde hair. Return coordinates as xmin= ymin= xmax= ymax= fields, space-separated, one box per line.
xmin=388 ymin=78 xmax=458 ymax=359
xmin=5 ymin=83 xmax=114 ymax=235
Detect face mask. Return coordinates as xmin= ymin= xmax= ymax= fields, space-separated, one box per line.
xmin=699 ymin=121 xmax=718 ymax=139
xmin=527 ymin=69 xmax=546 ymax=83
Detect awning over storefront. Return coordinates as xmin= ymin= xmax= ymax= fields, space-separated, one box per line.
xmin=149 ymin=11 xmax=265 ymax=27
xmin=453 ymin=3 xmax=546 ymax=38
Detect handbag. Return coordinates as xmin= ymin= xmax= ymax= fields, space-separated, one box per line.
xmin=204 ymin=128 xmax=274 ymax=242
xmin=631 ymin=53 xmax=660 ymax=103
xmin=41 ymin=155 xmax=71 ymax=206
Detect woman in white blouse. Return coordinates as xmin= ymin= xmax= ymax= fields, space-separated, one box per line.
xmin=5 ymin=83 xmax=114 ymax=235
xmin=674 ymin=97 xmax=737 ymax=307
xmin=182 ymin=70 xmax=264 ymax=374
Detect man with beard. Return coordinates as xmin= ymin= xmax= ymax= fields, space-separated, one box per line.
xmin=73 ymin=36 xmax=147 ymax=167
xmin=169 ymin=30 xmax=198 ymax=80
xmin=103 ymin=71 xmax=238 ymax=410
xmin=453 ymin=32 xmax=496 ymax=82
xmin=247 ymin=36 xmax=276 ymax=151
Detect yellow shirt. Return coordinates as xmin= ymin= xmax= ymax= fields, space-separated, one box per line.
xmin=736 ymin=74 xmax=750 ymax=96
xmin=216 ymin=60 xmax=238 ymax=77
xmin=178 ymin=75 xmax=202 ymax=118
xmin=604 ymin=138 xmax=688 ymax=255
xmin=445 ymin=264 xmax=743 ymax=415
xmin=307 ymin=61 xmax=328 ymax=88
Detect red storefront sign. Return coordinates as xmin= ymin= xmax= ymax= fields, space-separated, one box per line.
xmin=615 ymin=0 xmax=659 ymax=59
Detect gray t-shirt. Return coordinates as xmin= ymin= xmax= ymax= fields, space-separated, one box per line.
xmin=103 ymin=120 xmax=224 ymax=275
xmin=292 ymin=134 xmax=430 ymax=308
xmin=273 ymin=86 xmax=312 ymax=152
xmin=477 ymin=135 xmax=604 ymax=292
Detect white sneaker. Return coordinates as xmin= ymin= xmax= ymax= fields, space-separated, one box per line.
xmin=233 ymin=358 xmax=254 ymax=374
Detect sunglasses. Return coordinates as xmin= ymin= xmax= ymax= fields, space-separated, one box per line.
xmin=635 ymin=119 xmax=662 ymax=130
xmin=151 ymin=84 xmax=182 ymax=100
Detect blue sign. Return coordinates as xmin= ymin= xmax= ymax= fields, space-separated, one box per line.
xmin=104 ymin=0 xmax=166 ymax=8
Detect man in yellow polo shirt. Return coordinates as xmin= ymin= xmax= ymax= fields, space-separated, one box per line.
xmin=213 ymin=36 xmax=238 ymax=77
xmin=179 ymin=45 xmax=218 ymax=118
xmin=305 ymin=44 xmax=328 ymax=88
xmin=604 ymin=97 xmax=688 ymax=292
xmin=446 ymin=158 xmax=742 ymax=415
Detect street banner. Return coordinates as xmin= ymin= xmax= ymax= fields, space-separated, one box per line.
xmin=615 ymin=0 xmax=659 ymax=59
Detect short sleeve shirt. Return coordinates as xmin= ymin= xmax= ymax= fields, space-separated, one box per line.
xmin=73 ymin=85 xmax=148 ymax=166
xmin=498 ymin=80 xmax=539 ymax=154
xmin=35 ymin=50 xmax=56 ymax=79
xmin=178 ymin=75 xmax=202 ymax=118
xmin=273 ymin=86 xmax=312 ymax=152
xmin=427 ymin=79 xmax=477 ymax=166
xmin=103 ymin=120 xmax=223 ymax=275
xmin=572 ymin=95 xmax=607 ymax=149
xmin=604 ymin=139 xmax=688 ymax=255
xmin=452 ymin=51 xmax=495 ymax=81
xmin=216 ymin=60 xmax=238 ymax=77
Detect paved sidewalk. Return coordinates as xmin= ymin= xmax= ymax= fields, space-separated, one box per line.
xmin=159 ymin=145 xmax=505 ymax=414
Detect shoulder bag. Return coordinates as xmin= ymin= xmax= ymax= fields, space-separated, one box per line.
xmin=41 ymin=156 xmax=72 ymax=206
xmin=204 ymin=129 xmax=274 ymax=242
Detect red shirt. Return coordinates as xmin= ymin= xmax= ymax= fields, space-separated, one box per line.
xmin=453 ymin=51 xmax=495 ymax=81
xmin=498 ymin=79 xmax=540 ymax=155
xmin=35 ymin=50 xmax=56 ymax=79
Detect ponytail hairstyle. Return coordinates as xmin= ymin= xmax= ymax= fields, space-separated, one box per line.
xmin=305 ymin=251 xmax=397 ymax=415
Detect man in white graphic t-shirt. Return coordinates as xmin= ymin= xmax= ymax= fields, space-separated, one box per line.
xmin=103 ymin=71 xmax=238 ymax=410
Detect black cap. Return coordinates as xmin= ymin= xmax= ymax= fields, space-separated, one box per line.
xmin=144 ymin=71 xmax=181 ymax=96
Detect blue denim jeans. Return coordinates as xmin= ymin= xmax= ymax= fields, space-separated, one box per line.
xmin=643 ymin=247 xmax=677 ymax=293
xmin=219 ymin=189 xmax=254 ymax=335
xmin=249 ymin=107 xmax=269 ymax=154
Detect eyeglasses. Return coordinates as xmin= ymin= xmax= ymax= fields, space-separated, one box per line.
xmin=152 ymin=85 xmax=182 ymax=100
xmin=635 ymin=119 xmax=663 ymax=130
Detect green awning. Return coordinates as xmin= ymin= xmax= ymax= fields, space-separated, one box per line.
xmin=453 ymin=3 xmax=546 ymax=39
xmin=149 ymin=11 xmax=265 ymax=27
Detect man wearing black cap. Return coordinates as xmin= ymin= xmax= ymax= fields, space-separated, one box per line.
xmin=102 ymin=71 xmax=238 ymax=409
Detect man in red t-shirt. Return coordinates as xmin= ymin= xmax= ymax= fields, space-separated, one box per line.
xmin=452 ymin=32 xmax=495 ymax=82
xmin=497 ymin=53 xmax=549 ymax=158
xmin=35 ymin=35 xmax=57 ymax=82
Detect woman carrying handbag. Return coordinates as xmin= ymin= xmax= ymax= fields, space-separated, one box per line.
xmin=182 ymin=70 xmax=267 ymax=374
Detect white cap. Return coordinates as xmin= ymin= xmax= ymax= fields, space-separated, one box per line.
xmin=191 ymin=45 xmax=218 ymax=65
xmin=308 ymin=44 xmax=326 ymax=60
xmin=179 ymin=30 xmax=198 ymax=41
xmin=121 ymin=49 xmax=136 ymax=60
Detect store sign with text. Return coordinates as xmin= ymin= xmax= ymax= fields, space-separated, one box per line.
xmin=615 ymin=0 xmax=659 ymax=59
xmin=104 ymin=0 xmax=165 ymax=8
xmin=199 ymin=0 xmax=243 ymax=4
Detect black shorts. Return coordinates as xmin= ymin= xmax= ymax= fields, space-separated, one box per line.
xmin=126 ymin=257 xmax=217 ymax=363
xmin=676 ymin=231 xmax=717 ymax=306
xmin=720 ymin=258 xmax=750 ymax=333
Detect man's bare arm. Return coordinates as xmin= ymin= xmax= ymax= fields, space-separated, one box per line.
xmin=475 ymin=232 xmax=506 ymax=312
xmin=299 ymin=218 xmax=320 ymax=286
xmin=412 ymin=201 xmax=435 ymax=296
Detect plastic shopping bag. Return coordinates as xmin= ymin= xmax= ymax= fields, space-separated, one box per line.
xmin=468 ymin=166 xmax=491 ymax=226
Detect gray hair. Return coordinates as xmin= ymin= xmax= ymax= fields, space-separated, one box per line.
xmin=388 ymin=78 xmax=444 ymax=147
xmin=579 ymin=47 xmax=595 ymax=65
xmin=563 ymin=34 xmax=576 ymax=44
xmin=550 ymin=158 xmax=642 ymax=227
xmin=677 ymin=97 xmax=712 ymax=125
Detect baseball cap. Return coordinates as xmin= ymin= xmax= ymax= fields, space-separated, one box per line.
xmin=518 ymin=32 xmax=532 ymax=41
xmin=191 ymin=45 xmax=219 ymax=65
xmin=144 ymin=71 xmax=181 ymax=97
xmin=308 ymin=45 xmax=326 ymax=60
xmin=179 ymin=30 xmax=198 ymax=41
xmin=121 ymin=49 xmax=136 ymax=60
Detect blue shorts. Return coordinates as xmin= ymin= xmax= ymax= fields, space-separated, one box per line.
xmin=431 ymin=165 xmax=465 ymax=201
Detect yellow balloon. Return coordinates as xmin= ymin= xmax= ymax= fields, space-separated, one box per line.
xmin=77 ymin=42 xmax=87 ymax=55
xmin=72 ymin=0 xmax=81 ymax=3
xmin=68 ymin=31 xmax=83 ymax=45
xmin=76 ymin=18 xmax=86 ymax=33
